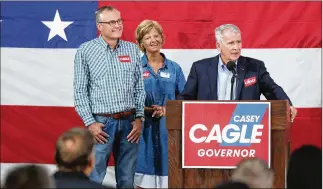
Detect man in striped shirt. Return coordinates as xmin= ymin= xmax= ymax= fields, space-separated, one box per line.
xmin=73 ymin=5 xmax=145 ymax=188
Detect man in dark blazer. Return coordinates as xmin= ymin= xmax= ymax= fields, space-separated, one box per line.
xmin=53 ymin=127 xmax=111 ymax=188
xmin=180 ymin=24 xmax=297 ymax=122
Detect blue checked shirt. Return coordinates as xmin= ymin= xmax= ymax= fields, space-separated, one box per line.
xmin=74 ymin=36 xmax=146 ymax=126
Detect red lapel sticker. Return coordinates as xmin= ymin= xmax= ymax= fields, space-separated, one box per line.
xmin=143 ymin=71 xmax=150 ymax=78
xmin=118 ymin=55 xmax=131 ymax=63
xmin=244 ymin=76 xmax=256 ymax=87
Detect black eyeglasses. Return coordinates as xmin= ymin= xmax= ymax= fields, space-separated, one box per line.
xmin=98 ymin=19 xmax=124 ymax=27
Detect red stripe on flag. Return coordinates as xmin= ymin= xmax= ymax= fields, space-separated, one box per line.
xmin=290 ymin=107 xmax=322 ymax=150
xmin=0 ymin=105 xmax=115 ymax=166
xmin=1 ymin=105 xmax=321 ymax=164
xmin=98 ymin=1 xmax=321 ymax=49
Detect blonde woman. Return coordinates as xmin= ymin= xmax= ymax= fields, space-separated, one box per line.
xmin=134 ymin=20 xmax=186 ymax=188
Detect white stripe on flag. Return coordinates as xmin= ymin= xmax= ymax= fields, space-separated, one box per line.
xmin=1 ymin=48 xmax=321 ymax=107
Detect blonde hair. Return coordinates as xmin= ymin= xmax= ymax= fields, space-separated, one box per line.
xmin=135 ymin=20 xmax=165 ymax=52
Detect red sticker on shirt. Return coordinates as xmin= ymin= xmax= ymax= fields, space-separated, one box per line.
xmin=244 ymin=76 xmax=257 ymax=87
xmin=118 ymin=55 xmax=131 ymax=63
xmin=143 ymin=71 xmax=150 ymax=78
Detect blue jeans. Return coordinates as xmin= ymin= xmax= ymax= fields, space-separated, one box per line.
xmin=89 ymin=114 xmax=138 ymax=188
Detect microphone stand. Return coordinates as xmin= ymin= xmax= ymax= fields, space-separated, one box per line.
xmin=230 ymin=73 xmax=237 ymax=100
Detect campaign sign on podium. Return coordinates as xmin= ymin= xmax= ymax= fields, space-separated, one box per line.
xmin=182 ymin=101 xmax=271 ymax=169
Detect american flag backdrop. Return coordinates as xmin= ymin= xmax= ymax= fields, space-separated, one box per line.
xmin=1 ymin=1 xmax=322 ymax=187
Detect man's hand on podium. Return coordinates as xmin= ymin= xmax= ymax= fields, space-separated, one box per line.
xmin=290 ymin=106 xmax=297 ymax=123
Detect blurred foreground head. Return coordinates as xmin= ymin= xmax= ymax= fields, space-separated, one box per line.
xmin=4 ymin=164 xmax=55 ymax=188
xmin=231 ymin=158 xmax=274 ymax=188
xmin=216 ymin=180 xmax=250 ymax=189
xmin=287 ymin=145 xmax=322 ymax=189
xmin=55 ymin=127 xmax=95 ymax=176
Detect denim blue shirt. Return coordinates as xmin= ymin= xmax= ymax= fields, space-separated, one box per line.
xmin=142 ymin=53 xmax=186 ymax=108
xmin=217 ymin=56 xmax=238 ymax=100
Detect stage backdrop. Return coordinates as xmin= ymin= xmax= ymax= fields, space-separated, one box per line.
xmin=1 ymin=1 xmax=321 ymax=187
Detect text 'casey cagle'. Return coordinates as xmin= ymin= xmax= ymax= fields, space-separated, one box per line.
xmin=189 ymin=123 xmax=264 ymax=144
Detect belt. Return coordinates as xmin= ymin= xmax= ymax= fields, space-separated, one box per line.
xmin=96 ymin=109 xmax=136 ymax=120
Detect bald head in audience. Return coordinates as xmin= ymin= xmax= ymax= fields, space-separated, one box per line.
xmin=53 ymin=128 xmax=109 ymax=188
xmin=231 ymin=158 xmax=274 ymax=188
xmin=4 ymin=164 xmax=55 ymax=188
xmin=55 ymin=127 xmax=95 ymax=175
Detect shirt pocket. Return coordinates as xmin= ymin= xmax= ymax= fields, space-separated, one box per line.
xmin=88 ymin=64 xmax=108 ymax=92
xmin=160 ymin=78 xmax=176 ymax=95
xmin=122 ymin=65 xmax=136 ymax=91
xmin=88 ymin=56 xmax=108 ymax=81
xmin=143 ymin=77 xmax=152 ymax=91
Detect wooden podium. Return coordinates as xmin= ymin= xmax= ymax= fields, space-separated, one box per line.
xmin=166 ymin=100 xmax=291 ymax=188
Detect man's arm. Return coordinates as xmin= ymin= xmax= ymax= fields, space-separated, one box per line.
xmin=133 ymin=48 xmax=146 ymax=118
xmin=74 ymin=46 xmax=96 ymax=126
xmin=258 ymin=61 xmax=293 ymax=105
xmin=178 ymin=62 xmax=198 ymax=100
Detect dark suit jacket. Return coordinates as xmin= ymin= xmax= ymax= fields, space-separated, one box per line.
xmin=180 ymin=55 xmax=292 ymax=105
xmin=53 ymin=171 xmax=111 ymax=188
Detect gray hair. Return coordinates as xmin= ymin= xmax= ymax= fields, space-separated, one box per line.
xmin=231 ymin=158 xmax=274 ymax=188
xmin=215 ymin=24 xmax=241 ymax=43
xmin=95 ymin=5 xmax=118 ymax=23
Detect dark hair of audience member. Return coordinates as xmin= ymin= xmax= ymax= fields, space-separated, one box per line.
xmin=215 ymin=180 xmax=250 ymax=189
xmin=4 ymin=164 xmax=55 ymax=188
xmin=287 ymin=145 xmax=322 ymax=189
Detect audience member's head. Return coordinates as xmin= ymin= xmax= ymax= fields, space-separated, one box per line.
xmin=216 ymin=180 xmax=250 ymax=189
xmin=4 ymin=164 xmax=55 ymax=188
xmin=55 ymin=127 xmax=95 ymax=176
xmin=231 ymin=158 xmax=274 ymax=188
xmin=287 ymin=145 xmax=322 ymax=189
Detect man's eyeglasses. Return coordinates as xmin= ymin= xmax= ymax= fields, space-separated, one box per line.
xmin=98 ymin=19 xmax=124 ymax=27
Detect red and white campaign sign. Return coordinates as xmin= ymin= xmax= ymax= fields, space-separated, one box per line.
xmin=182 ymin=101 xmax=271 ymax=169
xmin=244 ymin=76 xmax=256 ymax=87
xmin=143 ymin=71 xmax=150 ymax=78
xmin=118 ymin=55 xmax=131 ymax=63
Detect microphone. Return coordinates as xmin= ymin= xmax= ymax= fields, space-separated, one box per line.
xmin=226 ymin=61 xmax=237 ymax=76
xmin=226 ymin=61 xmax=237 ymax=100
